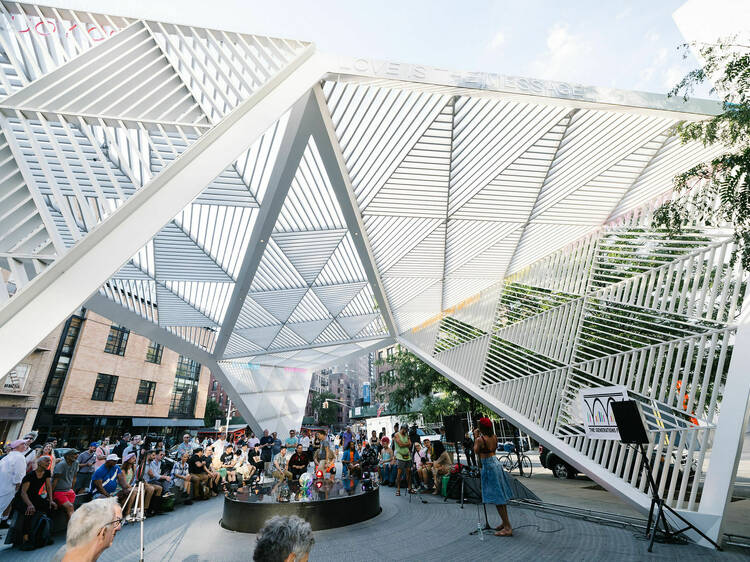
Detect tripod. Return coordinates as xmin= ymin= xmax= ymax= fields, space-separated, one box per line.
xmin=123 ymin=482 xmax=147 ymax=562
xmin=637 ymin=443 xmax=721 ymax=552
xmin=610 ymin=400 xmax=722 ymax=553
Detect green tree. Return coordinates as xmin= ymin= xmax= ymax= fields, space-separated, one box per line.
xmin=203 ymin=398 xmax=223 ymax=427
xmin=376 ymin=348 xmax=491 ymax=423
xmin=310 ymin=391 xmax=339 ymax=426
xmin=654 ymin=38 xmax=750 ymax=267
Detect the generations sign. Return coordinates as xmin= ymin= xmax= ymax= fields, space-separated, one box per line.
xmin=580 ymin=385 xmax=628 ymax=440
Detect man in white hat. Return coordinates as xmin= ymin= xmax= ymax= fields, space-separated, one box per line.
xmin=0 ymin=439 xmax=29 ymax=527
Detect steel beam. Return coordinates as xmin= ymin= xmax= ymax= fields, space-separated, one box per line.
xmin=0 ymin=47 xmax=327 ymax=378
xmin=308 ymin=84 xmax=398 ymax=337
xmin=212 ymin=91 xmax=320 ymax=359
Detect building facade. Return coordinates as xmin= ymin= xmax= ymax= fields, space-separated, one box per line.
xmin=208 ymin=373 xmax=238 ymax=419
xmin=0 ymin=325 xmax=62 ymax=445
xmin=34 ymin=309 xmax=211 ymax=447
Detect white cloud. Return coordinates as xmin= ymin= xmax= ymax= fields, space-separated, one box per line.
xmin=645 ymin=30 xmax=660 ymax=42
xmin=487 ymin=30 xmax=506 ymax=51
xmin=530 ymin=23 xmax=593 ymax=82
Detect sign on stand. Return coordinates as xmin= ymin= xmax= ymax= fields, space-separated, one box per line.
xmin=580 ymin=386 xmax=628 ymax=440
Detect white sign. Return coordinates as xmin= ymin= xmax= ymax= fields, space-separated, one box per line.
xmin=580 ymin=386 xmax=628 ymax=440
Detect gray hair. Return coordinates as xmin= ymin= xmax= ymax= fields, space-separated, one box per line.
xmin=65 ymin=498 xmax=119 ymax=549
xmin=253 ymin=516 xmax=314 ymax=562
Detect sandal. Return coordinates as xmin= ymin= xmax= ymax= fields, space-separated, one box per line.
xmin=494 ymin=529 xmax=513 ymax=537
xmin=395 ymin=491 xmax=401 ymax=496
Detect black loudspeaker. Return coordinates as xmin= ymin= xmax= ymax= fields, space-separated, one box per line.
xmin=444 ymin=414 xmax=468 ymax=443
xmin=461 ymin=475 xmax=482 ymax=503
xmin=610 ymin=400 xmax=649 ymax=445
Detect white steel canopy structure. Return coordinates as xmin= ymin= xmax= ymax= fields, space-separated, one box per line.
xmin=0 ymin=2 xmax=746 ymax=546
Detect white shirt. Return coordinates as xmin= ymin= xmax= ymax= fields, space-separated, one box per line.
xmin=247 ymin=437 xmax=260 ymax=448
xmin=0 ymin=450 xmax=26 ymax=514
xmin=300 ymin=436 xmax=311 ymax=451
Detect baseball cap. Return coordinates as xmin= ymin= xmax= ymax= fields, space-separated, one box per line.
xmin=9 ymin=439 xmax=26 ymax=449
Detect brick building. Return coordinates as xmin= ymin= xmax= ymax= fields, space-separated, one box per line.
xmin=0 ymin=325 xmax=62 ymax=446
xmin=33 ymin=309 xmax=211 ymax=447
xmin=208 ymin=373 xmax=238 ymax=418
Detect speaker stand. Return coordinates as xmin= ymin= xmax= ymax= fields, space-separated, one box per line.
xmin=637 ymin=443 xmax=722 ymax=552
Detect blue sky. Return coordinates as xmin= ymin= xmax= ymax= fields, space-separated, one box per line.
xmin=83 ymin=1 xmax=710 ymax=95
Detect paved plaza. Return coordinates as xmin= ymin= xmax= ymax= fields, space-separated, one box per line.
xmin=2 ymin=487 xmax=745 ymax=562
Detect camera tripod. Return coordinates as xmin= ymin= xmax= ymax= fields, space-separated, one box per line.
xmin=123 ymin=482 xmax=146 ymax=562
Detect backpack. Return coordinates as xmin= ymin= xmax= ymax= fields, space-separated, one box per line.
xmin=30 ymin=512 xmax=52 ymax=548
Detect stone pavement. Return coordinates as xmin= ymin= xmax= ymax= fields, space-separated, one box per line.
xmin=1 ymin=484 xmax=745 ymax=561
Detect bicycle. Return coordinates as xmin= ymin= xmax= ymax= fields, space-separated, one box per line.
xmin=498 ymin=452 xmax=532 ymax=478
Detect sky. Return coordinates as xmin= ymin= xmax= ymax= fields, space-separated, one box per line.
xmin=49 ymin=0 xmax=748 ymax=97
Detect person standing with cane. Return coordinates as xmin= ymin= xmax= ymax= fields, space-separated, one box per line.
xmin=474 ymin=417 xmax=513 ymax=536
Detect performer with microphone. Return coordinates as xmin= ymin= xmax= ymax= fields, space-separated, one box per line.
xmin=474 ymin=417 xmax=513 ymax=536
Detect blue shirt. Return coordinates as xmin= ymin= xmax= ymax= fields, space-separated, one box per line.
xmin=272 ymin=438 xmax=282 ymax=455
xmin=89 ymin=464 xmax=121 ymax=494
xmin=146 ymin=459 xmax=162 ymax=482
xmin=285 ymin=436 xmax=298 ymax=448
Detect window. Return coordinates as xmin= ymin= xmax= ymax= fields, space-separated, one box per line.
xmin=104 ymin=325 xmax=129 ymax=356
xmin=91 ymin=373 xmax=118 ymax=401
xmin=377 ymin=351 xmax=383 ymax=361
xmin=43 ymin=316 xmax=83 ymax=409
xmin=387 ymin=347 xmax=394 ymax=358
xmin=168 ymin=356 xmax=201 ymax=418
xmin=145 ymin=341 xmax=163 ymax=364
xmin=136 ymin=380 xmax=156 ymax=404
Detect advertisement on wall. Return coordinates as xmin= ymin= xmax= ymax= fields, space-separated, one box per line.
xmin=363 ymin=383 xmax=370 ymax=405
xmin=580 ymin=386 xmax=628 ymax=440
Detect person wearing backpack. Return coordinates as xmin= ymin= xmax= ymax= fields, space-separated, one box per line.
xmin=14 ymin=455 xmax=56 ymax=550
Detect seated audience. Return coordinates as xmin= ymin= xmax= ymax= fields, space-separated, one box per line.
xmin=378 ymin=437 xmax=395 ymax=486
xmin=146 ymin=450 xmax=172 ymax=495
xmin=118 ymin=453 xmax=138 ymax=516
xmin=430 ymin=441 xmax=452 ymax=495
xmin=288 ymin=445 xmax=307 ymax=480
xmin=170 ymin=452 xmax=193 ymax=504
xmin=272 ymin=446 xmax=292 ymax=481
xmin=359 ymin=442 xmax=378 ymax=474
xmin=219 ymin=444 xmax=237 ymax=485
xmin=52 ymin=449 xmax=79 ymax=521
xmin=341 ymin=442 xmax=361 ymax=479
xmin=15 ymin=455 xmax=56 ymax=550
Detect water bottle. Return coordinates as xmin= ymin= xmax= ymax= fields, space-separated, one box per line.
xmin=477 ymin=521 xmax=483 ymax=540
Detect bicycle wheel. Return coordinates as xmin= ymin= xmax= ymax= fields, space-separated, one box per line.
xmin=520 ymin=455 xmax=532 ymax=478
xmin=500 ymin=455 xmax=513 ymax=472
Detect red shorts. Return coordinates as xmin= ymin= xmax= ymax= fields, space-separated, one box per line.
xmin=53 ymin=490 xmax=76 ymax=505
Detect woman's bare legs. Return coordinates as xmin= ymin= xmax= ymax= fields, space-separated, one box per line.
xmin=493 ymin=504 xmax=512 ymax=536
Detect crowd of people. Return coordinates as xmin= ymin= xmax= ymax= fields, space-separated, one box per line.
xmin=0 ymin=418 xmax=514 ymax=554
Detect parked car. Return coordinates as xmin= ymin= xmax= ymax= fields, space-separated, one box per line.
xmin=539 ymin=445 xmax=578 ymax=479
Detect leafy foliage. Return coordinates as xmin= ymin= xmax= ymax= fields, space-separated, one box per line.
xmin=310 ymin=391 xmax=339 ymax=426
xmin=203 ymin=398 xmax=223 ymax=427
xmin=654 ymin=38 xmax=750 ymax=268
xmin=376 ymin=348 xmax=491 ymax=423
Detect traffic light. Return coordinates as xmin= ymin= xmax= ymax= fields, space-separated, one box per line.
xmin=323 ymin=400 xmax=329 ymax=409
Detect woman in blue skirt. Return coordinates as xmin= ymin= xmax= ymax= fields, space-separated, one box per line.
xmin=474 ymin=417 xmax=513 ymax=536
